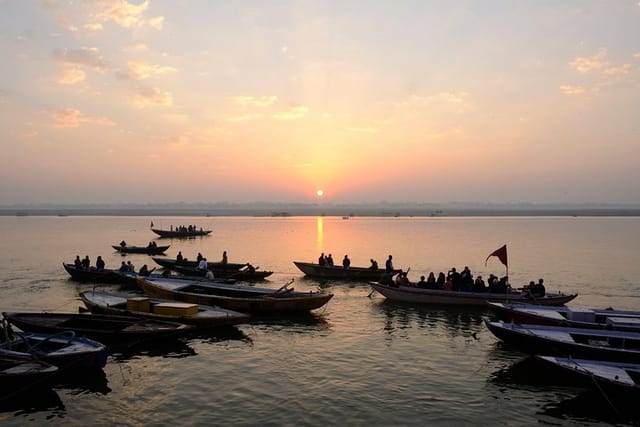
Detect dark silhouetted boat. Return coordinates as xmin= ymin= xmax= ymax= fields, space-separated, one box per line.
xmin=151 ymin=228 xmax=211 ymax=238
xmin=137 ymin=277 xmax=333 ymax=314
xmin=487 ymin=302 xmax=640 ymax=332
xmin=79 ymin=290 xmax=250 ymax=328
xmin=152 ymin=256 xmax=247 ymax=271
xmin=112 ymin=244 xmax=170 ymax=254
xmin=3 ymin=312 xmax=194 ymax=345
xmin=294 ymin=261 xmax=401 ymax=281
xmin=369 ymin=282 xmax=577 ymax=306
xmin=62 ymin=262 xmax=122 ymax=283
xmin=0 ymin=354 xmax=58 ymax=389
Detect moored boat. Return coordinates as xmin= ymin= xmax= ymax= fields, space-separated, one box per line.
xmin=293 ymin=261 xmax=401 ymax=281
xmin=164 ymin=263 xmax=273 ymax=281
xmin=151 ymin=228 xmax=212 ymax=238
xmin=484 ymin=319 xmax=640 ymax=362
xmin=79 ymin=290 xmax=250 ymax=328
xmin=487 ymin=302 xmax=640 ymax=331
xmin=112 ymin=244 xmax=170 ymax=254
xmin=0 ymin=328 xmax=107 ymax=371
xmin=137 ymin=277 xmax=334 ymax=314
xmin=62 ymin=262 xmax=123 ymax=283
xmin=0 ymin=354 xmax=58 ymax=389
xmin=3 ymin=312 xmax=194 ymax=345
xmin=369 ymin=282 xmax=577 ymax=306
xmin=152 ymin=256 xmax=248 ymax=271
xmin=535 ymin=355 xmax=640 ymax=395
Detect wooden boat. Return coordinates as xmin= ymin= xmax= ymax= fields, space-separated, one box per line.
xmin=151 ymin=228 xmax=212 ymax=238
xmin=484 ymin=319 xmax=640 ymax=362
xmin=3 ymin=312 xmax=194 ymax=345
xmin=62 ymin=262 xmax=122 ymax=283
xmin=369 ymin=282 xmax=577 ymax=306
xmin=535 ymin=356 xmax=640 ymax=395
xmin=0 ymin=354 xmax=58 ymax=389
xmin=137 ymin=277 xmax=334 ymax=314
xmin=164 ymin=264 xmax=273 ymax=281
xmin=152 ymin=256 xmax=247 ymax=271
xmin=112 ymin=244 xmax=170 ymax=254
xmin=487 ymin=302 xmax=640 ymax=331
xmin=0 ymin=330 xmax=107 ymax=370
xmin=79 ymin=290 xmax=250 ymax=328
xmin=293 ymin=261 xmax=402 ymax=281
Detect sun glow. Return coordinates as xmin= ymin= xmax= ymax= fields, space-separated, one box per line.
xmin=316 ymin=189 xmax=324 ymax=197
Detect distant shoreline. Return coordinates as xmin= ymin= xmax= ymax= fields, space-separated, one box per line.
xmin=2 ymin=207 xmax=640 ymax=217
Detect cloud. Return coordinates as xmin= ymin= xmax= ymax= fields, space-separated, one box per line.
xmin=56 ymin=67 xmax=86 ymax=85
xmin=131 ymin=86 xmax=173 ymax=108
xmin=118 ymin=61 xmax=177 ymax=80
xmin=83 ymin=22 xmax=103 ymax=33
xmin=559 ymin=85 xmax=585 ymax=96
xmin=604 ymin=64 xmax=631 ymax=76
xmin=95 ymin=0 xmax=164 ymax=30
xmin=228 ymin=113 xmax=265 ymax=122
xmin=571 ymin=48 xmax=607 ymax=73
xmin=230 ymin=96 xmax=278 ymax=108
xmin=53 ymin=47 xmax=108 ymax=72
xmin=124 ymin=43 xmax=149 ymax=53
xmin=272 ymin=105 xmax=308 ymax=120
xmin=48 ymin=108 xmax=114 ymax=128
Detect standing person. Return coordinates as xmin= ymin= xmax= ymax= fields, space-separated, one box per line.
xmin=342 ymin=255 xmax=351 ymax=269
xmin=176 ymin=251 xmax=183 ymax=262
xmin=221 ymin=251 xmax=228 ymax=264
xmin=196 ymin=252 xmax=203 ymax=263
xmin=326 ymin=254 xmax=334 ymax=266
xmin=95 ymin=256 xmax=105 ymax=271
xmin=385 ymin=255 xmax=394 ymax=273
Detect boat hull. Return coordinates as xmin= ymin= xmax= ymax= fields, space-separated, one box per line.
xmin=113 ymin=245 xmax=170 ymax=254
xmin=151 ymin=229 xmax=211 ymax=238
xmin=138 ymin=278 xmax=333 ymax=314
xmin=79 ymin=290 xmax=250 ymax=328
xmin=369 ymin=283 xmax=577 ymax=306
xmin=293 ymin=261 xmax=401 ymax=281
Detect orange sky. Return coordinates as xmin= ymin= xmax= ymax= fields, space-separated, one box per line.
xmin=1 ymin=1 xmax=639 ymax=205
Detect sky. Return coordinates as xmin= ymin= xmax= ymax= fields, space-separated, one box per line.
xmin=0 ymin=0 xmax=639 ymax=205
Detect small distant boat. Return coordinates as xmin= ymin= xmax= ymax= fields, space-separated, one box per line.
xmin=0 ymin=354 xmax=58 ymax=389
xmin=79 ymin=290 xmax=250 ymax=328
xmin=535 ymin=356 xmax=640 ymax=395
xmin=487 ymin=302 xmax=640 ymax=332
xmin=293 ymin=261 xmax=401 ymax=281
xmin=3 ymin=312 xmax=194 ymax=345
xmin=152 ymin=256 xmax=248 ymax=272
xmin=151 ymin=228 xmax=212 ymax=238
xmin=62 ymin=262 xmax=122 ymax=283
xmin=138 ymin=277 xmax=334 ymax=314
xmin=112 ymin=244 xmax=170 ymax=255
xmin=484 ymin=319 xmax=640 ymax=362
xmin=0 ymin=329 xmax=107 ymax=371
xmin=369 ymin=282 xmax=577 ymax=306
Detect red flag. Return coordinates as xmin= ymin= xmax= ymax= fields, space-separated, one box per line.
xmin=485 ymin=244 xmax=508 ymax=267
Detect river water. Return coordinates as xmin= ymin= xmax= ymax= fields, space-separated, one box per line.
xmin=0 ymin=215 xmax=639 ymax=426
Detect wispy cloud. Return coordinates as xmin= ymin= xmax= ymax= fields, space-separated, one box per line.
xmin=604 ymin=64 xmax=631 ymax=76
xmin=53 ymin=47 xmax=108 ymax=72
xmin=131 ymin=86 xmax=173 ymax=108
xmin=118 ymin=61 xmax=177 ymax=80
xmin=559 ymin=85 xmax=585 ymax=96
xmin=94 ymin=0 xmax=164 ymax=30
xmin=571 ymin=48 xmax=607 ymax=73
xmin=48 ymin=108 xmax=114 ymax=128
xmin=56 ymin=67 xmax=86 ymax=85
xmin=230 ymin=96 xmax=278 ymax=108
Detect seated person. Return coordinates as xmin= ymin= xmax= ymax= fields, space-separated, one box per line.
xmin=369 ymin=259 xmax=378 ymax=270
xmin=417 ymin=275 xmax=428 ymax=289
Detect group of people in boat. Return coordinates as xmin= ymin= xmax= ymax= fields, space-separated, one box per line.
xmin=74 ymin=255 xmax=101 ymax=271
xmin=317 ymin=253 xmax=394 ymax=271
xmin=386 ymin=265 xmax=546 ymax=296
xmin=118 ymin=240 xmax=158 ymax=248
xmin=168 ymin=224 xmax=203 ymax=233
xmin=176 ymin=250 xmax=228 ymax=264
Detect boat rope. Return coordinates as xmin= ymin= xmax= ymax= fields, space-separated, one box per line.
xmin=588 ymin=371 xmax=623 ymax=419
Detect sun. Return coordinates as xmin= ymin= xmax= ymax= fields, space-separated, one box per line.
xmin=316 ymin=189 xmax=324 ymax=197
